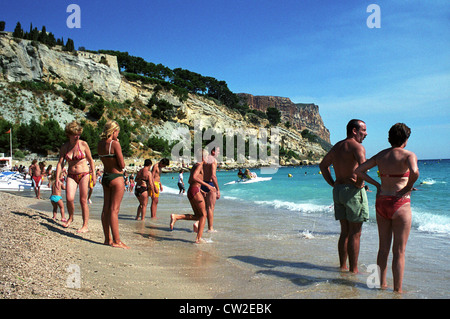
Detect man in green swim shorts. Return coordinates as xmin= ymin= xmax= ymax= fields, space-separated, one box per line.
xmin=320 ymin=119 xmax=369 ymax=274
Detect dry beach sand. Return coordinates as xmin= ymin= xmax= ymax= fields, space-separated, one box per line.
xmin=0 ymin=191 xmax=222 ymax=299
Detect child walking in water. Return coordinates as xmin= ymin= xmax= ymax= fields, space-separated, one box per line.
xmin=49 ymin=171 xmax=66 ymax=222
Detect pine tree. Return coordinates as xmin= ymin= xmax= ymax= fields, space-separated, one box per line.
xmin=38 ymin=25 xmax=48 ymax=44
xmin=64 ymin=38 xmax=75 ymax=51
xmin=13 ymin=22 xmax=23 ymax=38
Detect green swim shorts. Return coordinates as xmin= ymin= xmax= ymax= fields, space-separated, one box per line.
xmin=333 ymin=184 xmax=369 ymax=223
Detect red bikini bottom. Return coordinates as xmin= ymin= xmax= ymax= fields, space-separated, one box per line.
xmin=67 ymin=172 xmax=89 ymax=184
xmin=187 ymin=186 xmax=201 ymax=200
xmin=376 ymin=195 xmax=411 ymax=219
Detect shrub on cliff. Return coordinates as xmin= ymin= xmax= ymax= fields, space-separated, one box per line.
xmin=266 ymin=107 xmax=281 ymax=126
xmin=88 ymin=98 xmax=105 ymax=120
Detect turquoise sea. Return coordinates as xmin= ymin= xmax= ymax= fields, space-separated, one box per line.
xmin=164 ymin=159 xmax=450 ymax=237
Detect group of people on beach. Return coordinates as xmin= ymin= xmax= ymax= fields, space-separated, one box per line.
xmin=131 ymin=147 xmax=221 ymax=244
xmin=47 ymin=120 xmax=221 ymax=249
xmin=320 ymin=120 xmax=419 ymax=293
xmin=41 ymin=118 xmax=417 ymax=293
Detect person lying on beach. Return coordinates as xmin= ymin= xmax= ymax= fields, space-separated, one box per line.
xmin=170 ymin=149 xmax=216 ymax=244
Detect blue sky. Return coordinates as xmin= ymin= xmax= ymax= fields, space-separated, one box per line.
xmin=2 ymin=0 xmax=449 ymax=159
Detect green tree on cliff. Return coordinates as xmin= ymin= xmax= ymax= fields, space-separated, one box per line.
xmin=13 ymin=22 xmax=23 ymax=38
xmin=64 ymin=38 xmax=75 ymax=52
xmin=266 ymin=107 xmax=281 ymax=126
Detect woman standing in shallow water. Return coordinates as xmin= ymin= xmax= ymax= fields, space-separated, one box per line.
xmin=170 ymin=149 xmax=216 ymax=243
xmin=97 ymin=120 xmax=129 ymax=249
xmin=56 ymin=121 xmax=96 ymax=233
xmin=356 ymin=123 xmax=419 ymax=293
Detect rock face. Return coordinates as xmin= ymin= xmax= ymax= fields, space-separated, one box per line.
xmin=0 ymin=33 xmax=137 ymax=102
xmin=0 ymin=33 xmax=331 ymax=163
xmin=237 ymin=93 xmax=330 ymax=143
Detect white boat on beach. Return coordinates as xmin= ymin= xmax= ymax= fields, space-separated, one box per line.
xmin=0 ymin=171 xmax=33 ymax=191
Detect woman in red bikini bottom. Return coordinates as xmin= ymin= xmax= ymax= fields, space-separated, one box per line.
xmin=170 ymin=150 xmax=216 ymax=243
xmin=356 ymin=123 xmax=419 ymax=293
xmin=55 ymin=121 xmax=96 ymax=233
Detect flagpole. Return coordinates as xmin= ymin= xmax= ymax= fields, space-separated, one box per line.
xmin=9 ymin=127 xmax=12 ymax=159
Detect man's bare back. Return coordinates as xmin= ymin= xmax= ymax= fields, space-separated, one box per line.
xmin=330 ymin=139 xmax=365 ymax=186
xmin=320 ymin=121 xmax=367 ymax=188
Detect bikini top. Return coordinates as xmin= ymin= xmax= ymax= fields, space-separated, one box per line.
xmin=380 ymin=170 xmax=410 ymax=178
xmin=99 ymin=141 xmax=116 ymax=158
xmin=65 ymin=141 xmax=86 ymax=162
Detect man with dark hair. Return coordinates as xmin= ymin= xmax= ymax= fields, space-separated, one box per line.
xmin=346 ymin=119 xmax=363 ymax=137
xmin=319 ymin=119 xmax=369 ymax=273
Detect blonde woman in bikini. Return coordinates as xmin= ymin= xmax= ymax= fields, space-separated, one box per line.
xmin=356 ymin=123 xmax=419 ymax=293
xmin=98 ymin=120 xmax=128 ymax=249
xmin=56 ymin=121 xmax=96 ymax=233
xmin=170 ymin=149 xmax=216 ymax=244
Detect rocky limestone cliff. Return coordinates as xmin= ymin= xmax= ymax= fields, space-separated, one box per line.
xmin=237 ymin=93 xmax=330 ymax=143
xmin=0 ymin=33 xmax=138 ymax=102
xmin=0 ymin=33 xmax=331 ymax=165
